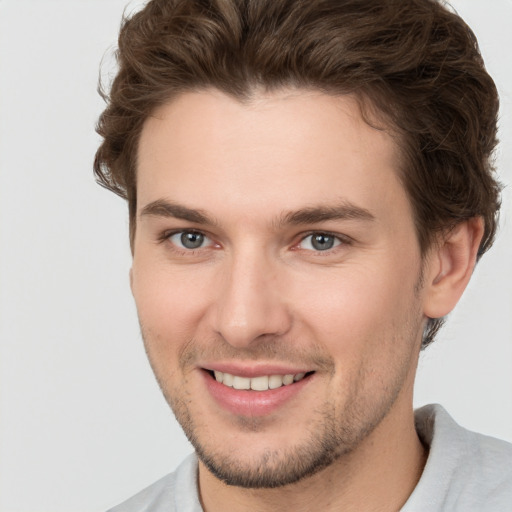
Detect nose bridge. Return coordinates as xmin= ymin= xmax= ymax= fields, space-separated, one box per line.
xmin=213 ymin=242 xmax=290 ymax=347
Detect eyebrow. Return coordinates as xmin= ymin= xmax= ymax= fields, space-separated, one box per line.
xmin=140 ymin=199 xmax=217 ymax=226
xmin=139 ymin=198 xmax=375 ymax=227
xmin=278 ymin=202 xmax=375 ymax=226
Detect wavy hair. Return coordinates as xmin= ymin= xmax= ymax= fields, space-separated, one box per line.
xmin=94 ymin=0 xmax=501 ymax=347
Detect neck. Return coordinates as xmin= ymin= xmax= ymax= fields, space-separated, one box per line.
xmin=198 ymin=398 xmax=427 ymax=512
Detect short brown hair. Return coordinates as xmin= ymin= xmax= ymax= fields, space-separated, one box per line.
xmin=94 ymin=0 xmax=501 ymax=347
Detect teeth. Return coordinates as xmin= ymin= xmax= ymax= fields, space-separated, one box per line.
xmin=232 ymin=376 xmax=251 ymax=390
xmin=223 ymin=372 xmax=234 ymax=387
xmin=250 ymin=375 xmax=269 ymax=391
xmin=212 ymin=371 xmax=308 ymax=391
xmin=268 ymin=375 xmax=284 ymax=389
xmin=282 ymin=374 xmax=294 ymax=385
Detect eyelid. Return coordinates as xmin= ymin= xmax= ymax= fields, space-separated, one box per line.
xmin=158 ymin=228 xmax=350 ymax=253
xmin=160 ymin=228 xmax=217 ymax=249
xmin=294 ymin=231 xmax=351 ymax=252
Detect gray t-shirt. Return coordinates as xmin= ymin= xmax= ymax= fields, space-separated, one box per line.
xmin=107 ymin=404 xmax=512 ymax=511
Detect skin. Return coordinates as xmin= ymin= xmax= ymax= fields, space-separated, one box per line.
xmin=131 ymin=89 xmax=482 ymax=512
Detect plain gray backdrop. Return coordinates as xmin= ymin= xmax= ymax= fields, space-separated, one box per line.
xmin=0 ymin=1 xmax=511 ymax=511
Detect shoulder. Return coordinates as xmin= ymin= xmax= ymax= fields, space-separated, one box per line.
xmin=106 ymin=453 xmax=201 ymax=512
xmin=403 ymin=404 xmax=512 ymax=511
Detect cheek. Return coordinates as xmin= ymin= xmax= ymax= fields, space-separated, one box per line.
xmin=291 ymin=262 xmax=420 ymax=354
xmin=295 ymin=267 xmax=422 ymax=405
xmin=131 ymin=260 xmax=214 ymax=344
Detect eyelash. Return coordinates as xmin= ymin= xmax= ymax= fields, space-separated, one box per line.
xmin=294 ymin=231 xmax=350 ymax=254
xmin=158 ymin=229 xmax=351 ymax=255
xmin=158 ymin=229 xmax=216 ymax=254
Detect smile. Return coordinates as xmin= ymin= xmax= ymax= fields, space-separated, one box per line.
xmin=210 ymin=370 xmax=309 ymax=391
xmin=202 ymin=367 xmax=315 ymax=416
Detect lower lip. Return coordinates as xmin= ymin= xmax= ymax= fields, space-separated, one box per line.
xmin=202 ymin=371 xmax=312 ymax=417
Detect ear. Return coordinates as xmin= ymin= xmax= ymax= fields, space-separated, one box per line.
xmin=129 ymin=267 xmax=134 ymax=294
xmin=423 ymin=217 xmax=484 ymax=319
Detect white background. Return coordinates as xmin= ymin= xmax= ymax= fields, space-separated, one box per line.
xmin=0 ymin=1 xmax=511 ymax=511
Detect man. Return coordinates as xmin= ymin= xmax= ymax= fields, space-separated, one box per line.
xmin=94 ymin=0 xmax=512 ymax=510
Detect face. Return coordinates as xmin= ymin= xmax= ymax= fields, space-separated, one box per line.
xmin=132 ymin=89 xmax=428 ymax=488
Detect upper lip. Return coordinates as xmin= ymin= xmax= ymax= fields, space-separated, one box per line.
xmin=201 ymin=362 xmax=312 ymax=378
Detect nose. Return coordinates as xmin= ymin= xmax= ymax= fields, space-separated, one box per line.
xmin=211 ymin=249 xmax=292 ymax=348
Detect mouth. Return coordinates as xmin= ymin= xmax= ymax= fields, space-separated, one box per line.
xmin=201 ymin=366 xmax=316 ymax=416
xmin=204 ymin=369 xmax=315 ymax=391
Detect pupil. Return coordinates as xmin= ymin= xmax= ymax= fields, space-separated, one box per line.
xmin=312 ymin=234 xmax=334 ymax=251
xmin=181 ymin=232 xmax=204 ymax=249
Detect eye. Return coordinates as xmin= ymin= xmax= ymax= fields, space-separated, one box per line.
xmin=298 ymin=232 xmax=342 ymax=251
xmin=168 ymin=231 xmax=211 ymax=250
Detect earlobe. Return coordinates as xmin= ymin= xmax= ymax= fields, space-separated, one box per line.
xmin=423 ymin=217 xmax=484 ymax=319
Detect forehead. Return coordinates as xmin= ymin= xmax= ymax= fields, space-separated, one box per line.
xmin=136 ymin=89 xmax=409 ymax=225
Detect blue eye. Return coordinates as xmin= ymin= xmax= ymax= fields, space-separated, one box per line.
xmin=299 ymin=233 xmax=341 ymax=251
xmin=169 ymin=231 xmax=209 ymax=250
